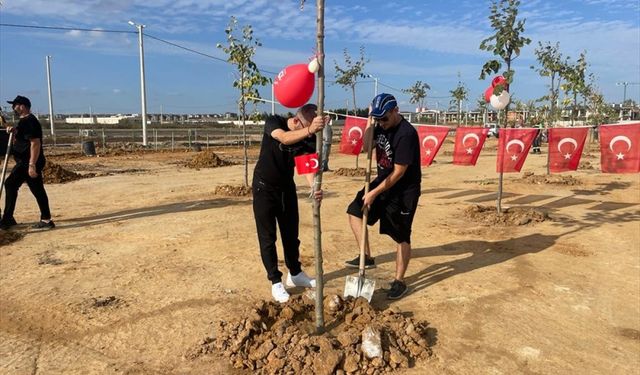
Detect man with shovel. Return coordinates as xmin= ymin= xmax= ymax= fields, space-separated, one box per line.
xmin=345 ymin=93 xmax=421 ymax=300
xmin=0 ymin=95 xmax=55 ymax=231
xmin=253 ymin=103 xmax=327 ymax=303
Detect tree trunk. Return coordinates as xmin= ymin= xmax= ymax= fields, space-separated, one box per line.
xmin=313 ymin=0 xmax=326 ymax=334
xmin=352 ymin=85 xmax=359 ymax=169
xmin=241 ymin=68 xmax=248 ymax=187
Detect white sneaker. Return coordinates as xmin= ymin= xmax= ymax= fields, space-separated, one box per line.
xmin=271 ymin=282 xmax=290 ymax=303
xmin=286 ymin=271 xmax=316 ymax=288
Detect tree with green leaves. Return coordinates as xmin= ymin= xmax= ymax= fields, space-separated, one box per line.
xmin=334 ymin=46 xmax=368 ymax=116
xmin=531 ymin=41 xmax=569 ymax=126
xmin=217 ymin=16 xmax=271 ymax=186
xmin=403 ymin=81 xmax=430 ymax=120
xmin=560 ymin=52 xmax=590 ymax=126
xmin=479 ymin=0 xmax=531 ymax=109
xmin=449 ymin=75 xmax=468 ymax=125
xmin=478 ymin=0 xmax=530 ymax=214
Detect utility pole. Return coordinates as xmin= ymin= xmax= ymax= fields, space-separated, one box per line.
xmin=271 ymin=83 xmax=275 ymax=115
xmin=129 ymin=20 xmax=148 ymax=146
xmin=45 ymin=55 xmax=55 ymax=136
xmin=366 ymin=74 xmax=378 ymax=97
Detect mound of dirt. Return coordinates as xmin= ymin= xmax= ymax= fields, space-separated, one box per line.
xmin=213 ymin=184 xmax=252 ymax=197
xmin=43 ymin=161 xmax=84 ymax=184
xmin=185 ymin=151 xmax=232 ymax=169
xmin=333 ymin=168 xmax=367 ymax=177
xmin=463 ymin=204 xmax=549 ymax=226
xmin=101 ymin=142 xmax=148 ymax=156
xmin=519 ymin=172 xmax=581 ymax=186
xmin=0 ymin=231 xmax=24 ymax=246
xmin=188 ymin=295 xmax=433 ymax=374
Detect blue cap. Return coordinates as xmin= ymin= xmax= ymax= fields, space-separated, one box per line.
xmin=370 ymin=93 xmax=397 ymax=118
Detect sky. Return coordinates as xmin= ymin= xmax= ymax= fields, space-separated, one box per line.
xmin=0 ymin=0 xmax=639 ymax=115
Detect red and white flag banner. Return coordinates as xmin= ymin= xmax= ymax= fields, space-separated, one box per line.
xmin=452 ymin=127 xmax=489 ymax=166
xmin=339 ymin=116 xmax=367 ymax=155
xmin=599 ymin=122 xmax=640 ymax=173
xmin=548 ymin=127 xmax=589 ymax=173
xmin=416 ymin=125 xmax=450 ymax=166
xmin=496 ymin=128 xmax=537 ymax=173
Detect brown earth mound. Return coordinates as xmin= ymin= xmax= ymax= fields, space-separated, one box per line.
xmin=189 ymin=295 xmax=433 ymax=374
xmin=333 ymin=168 xmax=367 ymax=177
xmin=519 ymin=172 xmax=581 ymax=186
xmin=185 ymin=151 xmax=232 ymax=169
xmin=101 ymin=142 xmax=148 ymax=156
xmin=0 ymin=231 xmax=24 ymax=246
xmin=213 ymin=184 xmax=252 ymax=197
xmin=43 ymin=161 xmax=84 ymax=184
xmin=463 ymin=204 xmax=549 ymax=226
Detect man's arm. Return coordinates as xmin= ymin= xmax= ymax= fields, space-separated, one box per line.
xmin=273 ymin=116 xmax=326 ymax=145
xmin=364 ymin=163 xmax=408 ymax=205
xmin=271 ymin=126 xmax=314 ymax=145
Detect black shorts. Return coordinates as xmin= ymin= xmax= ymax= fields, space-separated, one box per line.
xmin=346 ymin=184 xmax=420 ymax=244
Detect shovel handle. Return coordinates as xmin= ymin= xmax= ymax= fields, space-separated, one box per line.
xmin=0 ymin=131 xmax=13 ymax=202
xmin=358 ymin=119 xmax=376 ymax=277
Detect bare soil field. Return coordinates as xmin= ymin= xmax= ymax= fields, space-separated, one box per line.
xmin=1 ymin=139 xmax=639 ymax=374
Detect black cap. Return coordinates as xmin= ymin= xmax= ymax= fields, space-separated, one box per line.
xmin=7 ymin=95 xmax=31 ymax=108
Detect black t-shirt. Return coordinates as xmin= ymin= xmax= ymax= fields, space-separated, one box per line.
xmin=12 ymin=114 xmax=45 ymax=166
xmin=372 ymin=116 xmax=421 ymax=194
xmin=0 ymin=127 xmax=8 ymax=156
xmin=253 ymin=115 xmax=316 ymax=188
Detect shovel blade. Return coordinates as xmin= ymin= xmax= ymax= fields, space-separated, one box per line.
xmin=344 ymin=275 xmax=376 ymax=302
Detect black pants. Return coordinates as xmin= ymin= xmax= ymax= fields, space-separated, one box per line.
xmin=2 ymin=162 xmax=51 ymax=222
xmin=252 ymin=179 xmax=301 ymax=284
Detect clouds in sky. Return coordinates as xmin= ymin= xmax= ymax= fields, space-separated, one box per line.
xmin=1 ymin=0 xmax=638 ymax=112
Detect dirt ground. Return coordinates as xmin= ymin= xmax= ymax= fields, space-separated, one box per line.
xmin=1 ymin=139 xmax=639 ymax=374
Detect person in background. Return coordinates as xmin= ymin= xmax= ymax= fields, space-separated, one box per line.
xmin=321 ymin=118 xmax=333 ymax=172
xmin=1 ymin=95 xmax=55 ymax=231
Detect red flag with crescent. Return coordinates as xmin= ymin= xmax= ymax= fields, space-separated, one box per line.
xmin=599 ymin=122 xmax=640 ymax=173
xmin=294 ymin=153 xmax=320 ymax=175
xmin=417 ymin=125 xmax=449 ymax=166
xmin=548 ymin=127 xmax=588 ymax=173
xmin=339 ymin=116 xmax=367 ymax=155
xmin=496 ymin=128 xmax=537 ymax=173
xmin=453 ymin=127 xmax=489 ymax=166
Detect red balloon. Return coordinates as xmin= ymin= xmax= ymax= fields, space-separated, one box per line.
xmin=484 ymin=86 xmax=494 ymax=103
xmin=274 ymin=64 xmax=315 ymax=108
xmin=491 ymin=75 xmax=509 ymax=92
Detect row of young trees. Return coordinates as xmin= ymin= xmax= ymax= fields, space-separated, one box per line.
xmin=215 ymin=0 xmax=625 ymax=187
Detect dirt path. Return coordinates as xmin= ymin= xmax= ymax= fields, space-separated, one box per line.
xmin=1 ymin=140 xmax=638 ymax=374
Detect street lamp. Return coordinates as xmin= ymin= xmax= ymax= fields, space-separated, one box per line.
xmin=129 ymin=20 xmax=148 ymax=146
xmin=366 ymin=74 xmax=378 ymax=97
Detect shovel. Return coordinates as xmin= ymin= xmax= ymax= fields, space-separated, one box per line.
xmin=0 ymin=128 xmax=13 ymax=218
xmin=344 ymin=120 xmax=376 ymax=302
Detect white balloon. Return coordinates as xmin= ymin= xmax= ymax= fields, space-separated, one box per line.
xmin=308 ymin=58 xmax=319 ymax=74
xmin=490 ymin=91 xmax=511 ymax=110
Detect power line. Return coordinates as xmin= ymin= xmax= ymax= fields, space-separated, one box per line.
xmin=0 ymin=22 xmax=134 ymax=34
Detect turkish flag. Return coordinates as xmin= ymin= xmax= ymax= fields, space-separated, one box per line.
xmin=548 ymin=127 xmax=588 ymax=173
xmin=496 ymin=128 xmax=537 ymax=173
xmin=339 ymin=116 xmax=367 ymax=155
xmin=294 ymin=153 xmax=320 ymax=175
xmin=417 ymin=125 xmax=449 ymax=166
xmin=453 ymin=127 xmax=488 ymax=166
xmin=599 ymin=122 xmax=640 ymax=173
